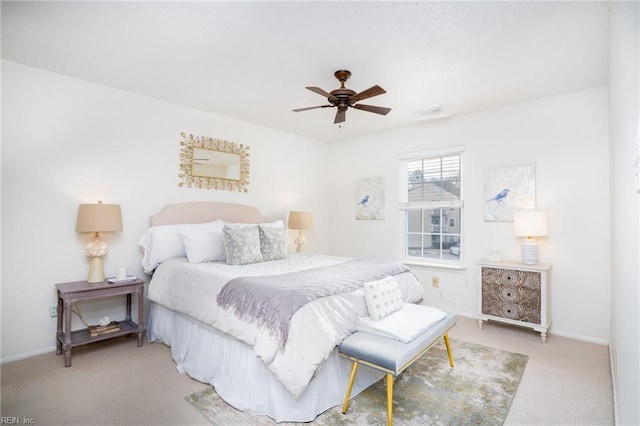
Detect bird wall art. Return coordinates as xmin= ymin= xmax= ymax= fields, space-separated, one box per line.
xmin=484 ymin=165 xmax=536 ymax=222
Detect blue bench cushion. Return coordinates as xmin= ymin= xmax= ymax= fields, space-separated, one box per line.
xmin=339 ymin=313 xmax=457 ymax=376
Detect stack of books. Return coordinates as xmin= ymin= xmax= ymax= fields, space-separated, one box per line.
xmin=88 ymin=321 xmax=120 ymax=337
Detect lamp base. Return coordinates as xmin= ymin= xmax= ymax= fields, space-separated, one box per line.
xmin=521 ymin=240 xmax=539 ymax=265
xmin=294 ymin=230 xmax=307 ymax=253
xmin=88 ymin=256 xmax=105 ymax=283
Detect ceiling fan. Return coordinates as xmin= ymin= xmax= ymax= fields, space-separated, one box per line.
xmin=293 ymin=70 xmax=391 ymax=124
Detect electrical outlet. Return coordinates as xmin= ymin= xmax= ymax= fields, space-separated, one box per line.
xmin=432 ymin=276 xmax=439 ymax=288
xmin=49 ymin=305 xmax=58 ymax=317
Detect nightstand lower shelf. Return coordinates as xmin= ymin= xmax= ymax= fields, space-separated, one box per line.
xmin=58 ymin=319 xmax=142 ymax=347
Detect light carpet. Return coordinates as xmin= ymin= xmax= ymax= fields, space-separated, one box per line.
xmin=185 ymin=338 xmax=528 ymax=425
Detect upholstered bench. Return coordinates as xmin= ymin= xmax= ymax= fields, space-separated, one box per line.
xmin=338 ymin=312 xmax=457 ymax=426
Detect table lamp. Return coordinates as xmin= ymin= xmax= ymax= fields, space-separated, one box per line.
xmin=513 ymin=211 xmax=548 ymax=265
xmin=288 ymin=211 xmax=313 ymax=253
xmin=76 ymin=201 xmax=123 ymax=282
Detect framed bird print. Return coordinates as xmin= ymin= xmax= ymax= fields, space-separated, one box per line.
xmin=484 ymin=164 xmax=536 ymax=221
xmin=355 ymin=177 xmax=385 ymax=220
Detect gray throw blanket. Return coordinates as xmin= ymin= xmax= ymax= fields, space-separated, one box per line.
xmin=216 ymin=259 xmax=410 ymax=349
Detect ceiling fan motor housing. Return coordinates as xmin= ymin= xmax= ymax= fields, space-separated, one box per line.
xmin=331 ymin=70 xmax=355 ymax=108
xmin=329 ymin=88 xmax=356 ymax=108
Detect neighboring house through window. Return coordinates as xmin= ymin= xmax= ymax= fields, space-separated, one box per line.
xmin=399 ymin=146 xmax=463 ymax=264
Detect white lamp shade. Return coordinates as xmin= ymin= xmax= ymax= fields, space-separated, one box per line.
xmin=513 ymin=211 xmax=548 ymax=238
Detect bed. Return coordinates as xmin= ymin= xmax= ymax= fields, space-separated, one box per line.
xmin=143 ymin=202 xmax=425 ymax=422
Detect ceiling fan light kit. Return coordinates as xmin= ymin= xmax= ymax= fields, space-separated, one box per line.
xmin=293 ymin=70 xmax=391 ymax=124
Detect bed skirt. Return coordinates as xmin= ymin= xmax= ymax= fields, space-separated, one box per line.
xmin=146 ymin=302 xmax=383 ymax=422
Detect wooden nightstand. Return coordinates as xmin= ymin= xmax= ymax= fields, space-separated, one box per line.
xmin=477 ymin=260 xmax=552 ymax=342
xmin=55 ymin=278 xmax=145 ymax=367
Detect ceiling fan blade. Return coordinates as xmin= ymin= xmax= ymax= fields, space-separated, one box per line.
xmin=292 ymin=105 xmax=332 ymax=112
xmin=306 ymin=86 xmax=338 ymax=101
xmin=334 ymin=109 xmax=346 ymax=124
xmin=350 ymin=85 xmax=386 ymax=103
xmin=353 ymin=104 xmax=392 ymax=115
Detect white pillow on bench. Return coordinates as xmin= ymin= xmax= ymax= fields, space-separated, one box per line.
xmin=362 ymin=276 xmax=404 ymax=320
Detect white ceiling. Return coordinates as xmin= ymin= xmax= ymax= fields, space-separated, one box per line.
xmin=2 ymin=1 xmax=610 ymax=142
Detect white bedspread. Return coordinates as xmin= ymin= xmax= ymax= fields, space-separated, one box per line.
xmin=147 ymin=253 xmax=424 ymax=398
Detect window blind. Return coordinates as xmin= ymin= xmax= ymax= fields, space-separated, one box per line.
xmin=399 ymin=148 xmax=463 ymax=209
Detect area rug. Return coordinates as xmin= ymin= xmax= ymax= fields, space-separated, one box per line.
xmin=185 ymin=338 xmax=528 ymax=425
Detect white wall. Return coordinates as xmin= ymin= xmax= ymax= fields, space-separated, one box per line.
xmin=608 ymin=1 xmax=639 ymax=424
xmin=327 ymin=87 xmax=611 ymax=344
xmin=1 ymin=61 xmax=329 ymax=361
xmin=0 ymin=59 xmax=619 ymax=363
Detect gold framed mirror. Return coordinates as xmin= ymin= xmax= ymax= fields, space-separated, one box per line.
xmin=178 ymin=132 xmax=250 ymax=192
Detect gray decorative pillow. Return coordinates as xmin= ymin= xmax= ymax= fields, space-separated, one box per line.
xmin=223 ymin=226 xmax=263 ymax=265
xmin=259 ymin=225 xmax=288 ymax=261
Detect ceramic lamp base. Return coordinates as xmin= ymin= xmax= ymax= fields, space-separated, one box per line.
xmin=521 ymin=240 xmax=539 ymax=265
xmin=294 ymin=230 xmax=307 ymax=253
xmin=88 ymin=256 xmax=105 ymax=283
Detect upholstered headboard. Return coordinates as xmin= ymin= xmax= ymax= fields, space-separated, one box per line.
xmin=150 ymin=202 xmax=267 ymax=226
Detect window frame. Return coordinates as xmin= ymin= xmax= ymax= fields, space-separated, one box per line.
xmin=399 ymin=146 xmax=464 ymax=266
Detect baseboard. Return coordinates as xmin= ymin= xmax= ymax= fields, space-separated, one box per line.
xmin=550 ymin=329 xmax=609 ymax=346
xmin=608 ymin=344 xmax=619 ymax=424
xmin=454 ymin=311 xmax=610 ymax=345
xmin=454 ymin=312 xmax=481 ymax=322
xmin=1 ymin=345 xmax=56 ymax=364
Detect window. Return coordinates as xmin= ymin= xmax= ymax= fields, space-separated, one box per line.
xmin=399 ymin=147 xmax=463 ymax=263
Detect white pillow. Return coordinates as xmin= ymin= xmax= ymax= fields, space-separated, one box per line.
xmin=138 ymin=225 xmax=183 ymax=273
xmin=180 ymin=228 xmax=226 ymax=263
xmin=362 ymin=276 xmax=404 ymax=321
xmin=137 ymin=220 xmax=223 ymax=273
xmin=261 ymin=220 xmax=285 ymax=228
xmin=224 ymin=220 xmax=284 ymax=229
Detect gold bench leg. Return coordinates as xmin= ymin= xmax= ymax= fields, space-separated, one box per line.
xmin=386 ymin=373 xmax=394 ymax=426
xmin=342 ymin=361 xmax=359 ymax=414
xmin=444 ymin=333 xmax=454 ymax=367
